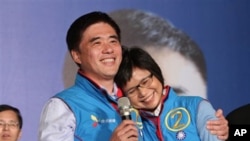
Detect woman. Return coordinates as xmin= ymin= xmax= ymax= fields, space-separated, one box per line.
xmin=115 ymin=47 xmax=228 ymax=140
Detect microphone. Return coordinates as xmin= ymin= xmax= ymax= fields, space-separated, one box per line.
xmin=118 ymin=97 xmax=131 ymax=120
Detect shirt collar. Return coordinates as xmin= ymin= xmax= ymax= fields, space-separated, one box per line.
xmin=77 ymin=69 xmax=120 ymax=99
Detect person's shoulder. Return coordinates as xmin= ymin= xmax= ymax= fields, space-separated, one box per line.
xmin=227 ymin=103 xmax=250 ymax=117
xmin=55 ymin=85 xmax=83 ymax=97
xmin=226 ymin=103 xmax=250 ymax=124
xmin=176 ymin=94 xmax=204 ymax=102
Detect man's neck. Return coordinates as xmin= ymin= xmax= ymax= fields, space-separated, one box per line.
xmin=78 ymin=69 xmax=115 ymax=94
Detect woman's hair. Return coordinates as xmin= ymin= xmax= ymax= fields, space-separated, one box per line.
xmin=115 ymin=46 xmax=164 ymax=91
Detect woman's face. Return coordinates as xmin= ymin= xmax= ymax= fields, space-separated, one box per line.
xmin=122 ymin=67 xmax=163 ymax=111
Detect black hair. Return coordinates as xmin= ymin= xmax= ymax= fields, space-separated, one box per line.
xmin=0 ymin=104 xmax=23 ymax=129
xmin=66 ymin=11 xmax=121 ymax=52
xmin=115 ymin=46 xmax=164 ymax=91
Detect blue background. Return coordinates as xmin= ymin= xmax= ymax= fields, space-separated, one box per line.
xmin=0 ymin=1 xmax=249 ymax=141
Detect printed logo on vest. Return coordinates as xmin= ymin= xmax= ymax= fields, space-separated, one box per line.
xmin=164 ymin=107 xmax=191 ymax=132
xmin=90 ymin=115 xmax=116 ymax=127
xmin=176 ymin=130 xmax=186 ymax=140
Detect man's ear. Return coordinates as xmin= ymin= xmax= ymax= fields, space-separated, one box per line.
xmin=71 ymin=50 xmax=81 ymax=65
xmin=17 ymin=130 xmax=22 ymax=140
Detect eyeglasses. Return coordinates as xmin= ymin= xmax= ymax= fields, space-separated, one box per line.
xmin=0 ymin=121 xmax=19 ymax=129
xmin=126 ymin=73 xmax=153 ymax=97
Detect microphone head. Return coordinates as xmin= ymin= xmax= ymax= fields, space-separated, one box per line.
xmin=118 ymin=97 xmax=131 ymax=118
xmin=118 ymin=97 xmax=131 ymax=109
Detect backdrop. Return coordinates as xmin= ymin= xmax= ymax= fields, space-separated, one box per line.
xmin=0 ymin=1 xmax=249 ymax=141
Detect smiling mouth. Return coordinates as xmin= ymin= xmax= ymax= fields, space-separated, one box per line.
xmin=2 ymin=134 xmax=11 ymax=138
xmin=102 ymin=58 xmax=115 ymax=63
xmin=141 ymin=93 xmax=154 ymax=103
xmin=101 ymin=57 xmax=116 ymax=65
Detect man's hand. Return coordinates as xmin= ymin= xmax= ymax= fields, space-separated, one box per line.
xmin=207 ymin=109 xmax=229 ymax=140
xmin=110 ymin=120 xmax=138 ymax=141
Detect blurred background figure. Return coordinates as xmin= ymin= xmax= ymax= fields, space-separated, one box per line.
xmin=226 ymin=103 xmax=250 ymax=124
xmin=109 ymin=9 xmax=207 ymax=98
xmin=226 ymin=103 xmax=250 ymax=141
xmin=0 ymin=104 xmax=22 ymax=141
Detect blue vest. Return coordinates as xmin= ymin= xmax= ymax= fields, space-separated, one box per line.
xmin=55 ymin=73 xmax=143 ymax=141
xmin=142 ymin=88 xmax=203 ymax=141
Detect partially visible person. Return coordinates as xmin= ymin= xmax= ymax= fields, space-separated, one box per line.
xmin=0 ymin=104 xmax=22 ymax=141
xmin=39 ymin=11 xmax=140 ymax=141
xmin=109 ymin=9 xmax=207 ymax=98
xmin=226 ymin=103 xmax=250 ymax=125
xmin=226 ymin=103 xmax=250 ymax=141
xmin=115 ymin=47 xmax=228 ymax=140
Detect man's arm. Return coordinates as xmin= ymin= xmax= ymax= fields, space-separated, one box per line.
xmin=38 ymin=98 xmax=75 ymax=141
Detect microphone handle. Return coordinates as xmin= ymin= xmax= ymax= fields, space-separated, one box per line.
xmin=121 ymin=115 xmax=131 ymax=120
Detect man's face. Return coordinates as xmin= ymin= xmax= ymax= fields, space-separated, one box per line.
xmin=0 ymin=110 xmax=21 ymax=141
xmin=71 ymin=22 xmax=122 ymax=84
xmin=145 ymin=47 xmax=207 ymax=98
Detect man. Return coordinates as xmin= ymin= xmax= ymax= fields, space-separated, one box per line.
xmin=39 ymin=11 xmax=228 ymax=141
xmin=0 ymin=104 xmax=22 ymax=141
xmin=39 ymin=11 xmax=139 ymax=141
